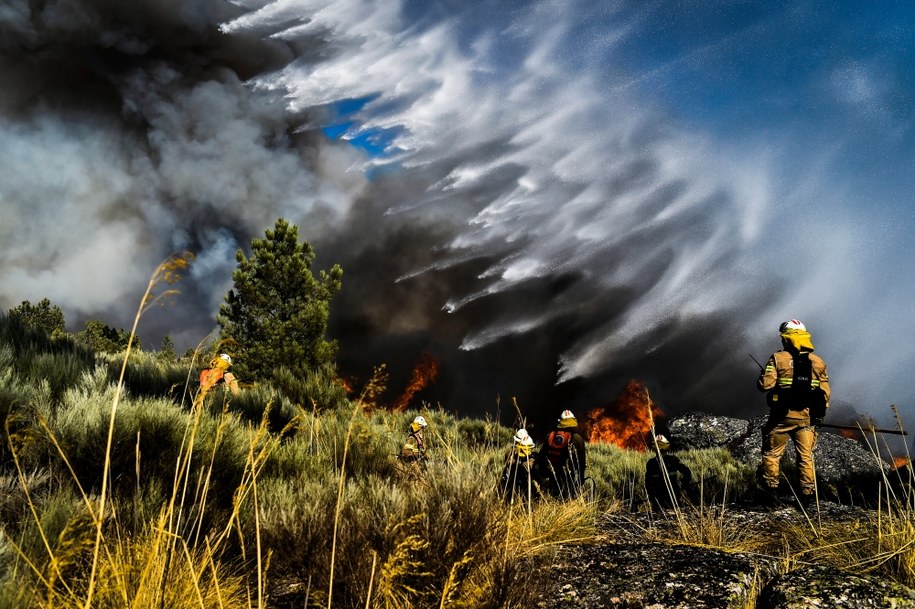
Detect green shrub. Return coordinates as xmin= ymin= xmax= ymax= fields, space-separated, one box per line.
xmin=98 ymin=351 xmax=194 ymax=405
xmin=270 ymin=363 xmax=349 ymax=410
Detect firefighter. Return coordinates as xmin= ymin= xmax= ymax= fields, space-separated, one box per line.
xmin=644 ymin=434 xmax=693 ymax=509
xmin=535 ymin=410 xmax=586 ymax=499
xmin=401 ymin=415 xmax=429 ymax=462
xmin=757 ymin=319 xmax=830 ymax=507
xmin=199 ymin=353 xmax=240 ymax=396
xmin=500 ymin=428 xmax=537 ymax=503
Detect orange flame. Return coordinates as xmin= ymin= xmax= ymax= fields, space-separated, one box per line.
xmin=839 ymin=428 xmax=863 ymax=441
xmin=392 ymin=354 xmax=439 ymax=412
xmin=583 ymin=380 xmax=664 ymax=451
xmin=892 ymin=456 xmax=910 ymax=471
xmin=335 ymin=376 xmax=355 ymax=394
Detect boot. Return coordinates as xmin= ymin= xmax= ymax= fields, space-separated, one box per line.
xmin=758 ymin=486 xmax=781 ymax=508
xmin=797 ymin=493 xmax=815 ymax=510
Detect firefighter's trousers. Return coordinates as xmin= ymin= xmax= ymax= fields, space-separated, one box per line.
xmin=761 ymin=416 xmax=817 ymax=495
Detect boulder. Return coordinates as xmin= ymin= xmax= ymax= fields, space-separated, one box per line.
xmin=535 ymin=541 xmax=778 ymax=609
xmin=758 ymin=564 xmax=915 ymax=609
xmin=666 ymin=412 xmax=890 ymax=504
xmin=536 ymin=540 xmax=915 ymax=609
xmin=666 ymin=412 xmax=750 ymax=450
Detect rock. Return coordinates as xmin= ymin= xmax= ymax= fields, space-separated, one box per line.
xmin=666 ymin=412 xmax=890 ymax=504
xmin=758 ymin=564 xmax=915 ymax=609
xmin=666 ymin=412 xmax=750 ymax=450
xmin=535 ymin=541 xmax=780 ymax=608
xmin=536 ymin=505 xmax=915 ymax=609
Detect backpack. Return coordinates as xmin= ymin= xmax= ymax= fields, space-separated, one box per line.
xmin=545 ymin=430 xmax=572 ymax=468
xmin=200 ymin=368 xmax=225 ymax=392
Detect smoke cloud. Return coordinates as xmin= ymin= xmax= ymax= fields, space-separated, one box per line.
xmin=3 ymin=0 xmax=915 ymax=430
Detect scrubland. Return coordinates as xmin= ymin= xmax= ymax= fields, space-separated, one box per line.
xmin=3 ymin=312 xmax=915 ymax=608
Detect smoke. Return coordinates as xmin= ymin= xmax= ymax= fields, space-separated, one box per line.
xmin=3 ymin=0 xmax=915 ymax=428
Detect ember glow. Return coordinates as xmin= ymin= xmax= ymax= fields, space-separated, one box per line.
xmin=892 ymin=456 xmax=909 ymax=471
xmin=583 ymin=380 xmax=663 ymax=451
xmin=838 ymin=428 xmax=862 ymax=441
xmin=392 ymin=353 xmax=439 ymax=412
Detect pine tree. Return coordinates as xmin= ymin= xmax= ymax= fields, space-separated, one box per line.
xmin=8 ymin=298 xmax=66 ymax=337
xmin=217 ymin=218 xmax=343 ymax=383
xmin=76 ymin=320 xmax=137 ymax=353
xmin=159 ymin=334 xmax=177 ymax=361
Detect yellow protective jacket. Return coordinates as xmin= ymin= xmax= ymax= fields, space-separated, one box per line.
xmin=757 ymin=349 xmax=830 ymax=417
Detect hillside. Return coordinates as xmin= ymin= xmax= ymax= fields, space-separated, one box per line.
xmin=2 ymin=314 xmax=915 ymax=608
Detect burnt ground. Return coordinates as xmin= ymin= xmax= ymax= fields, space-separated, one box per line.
xmin=534 ymin=501 xmax=915 ymax=609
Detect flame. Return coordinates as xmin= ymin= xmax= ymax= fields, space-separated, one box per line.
xmin=839 ymin=428 xmax=862 ymax=441
xmin=892 ymin=456 xmax=910 ymax=470
xmin=392 ymin=353 xmax=439 ymax=412
xmin=335 ymin=376 xmax=356 ymax=394
xmin=583 ymin=380 xmax=663 ymax=450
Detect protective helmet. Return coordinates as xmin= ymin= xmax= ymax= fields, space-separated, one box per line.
xmin=655 ymin=434 xmax=670 ymax=450
xmin=558 ymin=409 xmax=577 ymax=429
xmin=514 ymin=428 xmax=530 ymax=444
xmin=413 ymin=415 xmax=428 ymax=428
xmin=779 ymin=319 xmax=806 ymax=333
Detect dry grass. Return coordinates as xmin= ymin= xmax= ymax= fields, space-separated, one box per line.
xmin=7 ymin=262 xmax=915 ymax=607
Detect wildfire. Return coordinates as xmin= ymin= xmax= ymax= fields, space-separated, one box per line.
xmin=335 ymin=376 xmax=355 ymax=394
xmin=583 ymin=380 xmax=664 ymax=450
xmin=392 ymin=353 xmax=439 ymax=412
xmin=892 ymin=456 xmax=910 ymax=471
xmin=838 ymin=428 xmax=862 ymax=441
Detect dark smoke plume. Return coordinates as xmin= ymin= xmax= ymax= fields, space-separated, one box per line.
xmin=5 ymin=0 xmax=911 ymax=430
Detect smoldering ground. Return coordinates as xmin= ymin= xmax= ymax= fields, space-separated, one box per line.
xmin=4 ymin=0 xmax=914 ymax=429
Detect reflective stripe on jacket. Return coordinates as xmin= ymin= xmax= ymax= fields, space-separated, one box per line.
xmin=757 ymin=350 xmax=830 ymax=411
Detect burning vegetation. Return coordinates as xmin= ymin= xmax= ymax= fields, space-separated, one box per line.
xmin=583 ymin=379 xmax=664 ymax=451
xmin=393 ymin=353 xmax=439 ymax=412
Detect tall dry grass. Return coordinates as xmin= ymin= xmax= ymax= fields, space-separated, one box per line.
xmin=8 ymin=261 xmax=915 ymax=606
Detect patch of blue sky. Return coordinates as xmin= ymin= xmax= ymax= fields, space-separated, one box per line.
xmin=319 ymin=93 xmax=403 ymax=160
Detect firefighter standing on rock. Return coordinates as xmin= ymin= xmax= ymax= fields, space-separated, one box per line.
xmin=757 ymin=319 xmax=830 ymax=506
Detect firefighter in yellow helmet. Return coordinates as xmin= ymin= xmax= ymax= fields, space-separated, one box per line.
xmin=500 ymin=428 xmax=537 ymax=503
xmin=199 ymin=353 xmax=241 ymax=396
xmin=756 ymin=319 xmax=830 ymax=507
xmin=644 ymin=434 xmax=693 ymax=509
xmin=534 ymin=410 xmax=586 ymax=499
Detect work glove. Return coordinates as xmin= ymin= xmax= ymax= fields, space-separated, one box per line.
xmin=809 ymin=398 xmax=826 ymax=427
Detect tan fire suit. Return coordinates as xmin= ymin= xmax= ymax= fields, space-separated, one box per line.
xmin=757 ymin=347 xmax=830 ymax=496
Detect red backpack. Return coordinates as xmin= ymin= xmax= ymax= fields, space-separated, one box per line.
xmin=545 ymin=430 xmax=572 ymax=467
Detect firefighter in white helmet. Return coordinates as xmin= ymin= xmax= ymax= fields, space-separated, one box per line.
xmin=756 ymin=319 xmax=830 ymax=507
xmin=199 ymin=353 xmax=240 ymax=396
xmin=400 ymin=415 xmax=429 ymax=462
xmin=500 ymin=428 xmax=537 ymax=502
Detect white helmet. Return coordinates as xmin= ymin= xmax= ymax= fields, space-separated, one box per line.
xmin=560 ymin=409 xmax=575 ymax=420
xmin=413 ymin=416 xmax=428 ymax=428
xmin=513 ymin=428 xmax=530 ymax=443
xmin=779 ymin=319 xmax=806 ymax=333
xmin=219 ymin=353 xmax=232 ymax=365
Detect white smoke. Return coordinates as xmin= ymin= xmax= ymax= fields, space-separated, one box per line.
xmin=3 ymin=0 xmax=914 ymax=420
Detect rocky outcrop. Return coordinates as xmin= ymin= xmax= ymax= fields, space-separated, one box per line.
xmin=666 ymin=412 xmax=892 ymax=503
xmin=537 ymin=540 xmax=915 ymax=608
xmin=759 ymin=565 xmax=915 ymax=609
xmin=537 ymin=541 xmax=776 ymax=608
xmin=535 ymin=505 xmax=915 ymax=609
